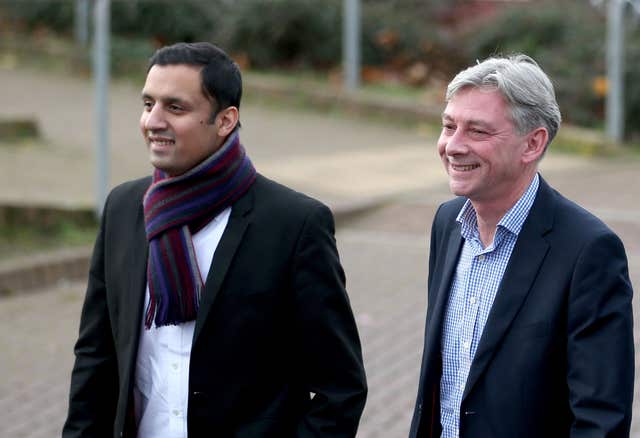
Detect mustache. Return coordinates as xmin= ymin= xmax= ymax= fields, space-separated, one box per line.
xmin=146 ymin=130 xmax=175 ymax=141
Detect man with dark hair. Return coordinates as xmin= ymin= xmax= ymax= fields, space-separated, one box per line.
xmin=63 ymin=42 xmax=367 ymax=438
xmin=410 ymin=54 xmax=634 ymax=438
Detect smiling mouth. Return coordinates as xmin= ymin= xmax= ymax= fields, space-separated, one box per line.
xmin=149 ymin=138 xmax=175 ymax=146
xmin=450 ymin=163 xmax=480 ymax=171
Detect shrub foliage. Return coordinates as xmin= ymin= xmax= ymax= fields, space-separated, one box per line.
xmin=459 ymin=0 xmax=640 ymax=136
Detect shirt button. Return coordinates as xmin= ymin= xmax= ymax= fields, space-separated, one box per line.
xmin=459 ymin=383 xmax=465 ymax=390
xmin=469 ymin=296 xmax=477 ymax=305
xmin=462 ymin=341 xmax=470 ymax=350
xmin=172 ymin=363 xmax=179 ymax=370
xmin=172 ymin=409 xmax=180 ymax=416
xmin=478 ymin=254 xmax=485 ymax=261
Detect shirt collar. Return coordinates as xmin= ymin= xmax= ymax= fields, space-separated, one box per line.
xmin=456 ymin=173 xmax=540 ymax=239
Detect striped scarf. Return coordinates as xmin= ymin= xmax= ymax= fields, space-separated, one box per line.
xmin=143 ymin=130 xmax=256 ymax=329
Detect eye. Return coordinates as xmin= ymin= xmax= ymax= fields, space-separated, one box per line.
xmin=442 ymin=124 xmax=456 ymax=134
xmin=168 ymin=104 xmax=185 ymax=113
xmin=142 ymin=100 xmax=153 ymax=111
xmin=469 ymin=128 xmax=489 ymax=138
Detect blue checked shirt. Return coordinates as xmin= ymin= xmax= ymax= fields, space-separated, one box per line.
xmin=439 ymin=174 xmax=539 ymax=438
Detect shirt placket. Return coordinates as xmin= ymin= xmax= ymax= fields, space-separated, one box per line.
xmin=457 ymin=245 xmax=483 ymax=401
xmin=446 ymin=243 xmax=477 ymax=438
xmin=167 ymin=328 xmax=186 ymax=437
xmin=440 ymin=249 xmax=469 ymax=436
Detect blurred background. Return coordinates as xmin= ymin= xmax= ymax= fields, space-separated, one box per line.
xmin=0 ymin=1 xmax=639 ymax=437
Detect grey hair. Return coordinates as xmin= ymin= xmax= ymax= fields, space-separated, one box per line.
xmin=446 ymin=54 xmax=562 ymax=148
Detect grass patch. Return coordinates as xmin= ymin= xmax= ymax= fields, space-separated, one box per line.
xmin=244 ymin=68 xmax=439 ymax=107
xmin=0 ymin=207 xmax=97 ymax=261
xmin=551 ymin=126 xmax=640 ymax=158
xmin=246 ymin=69 xmax=427 ymax=99
xmin=0 ymin=118 xmax=40 ymax=143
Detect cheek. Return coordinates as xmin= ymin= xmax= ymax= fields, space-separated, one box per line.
xmin=437 ymin=137 xmax=447 ymax=158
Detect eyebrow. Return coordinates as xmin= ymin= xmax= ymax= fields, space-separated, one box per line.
xmin=441 ymin=113 xmax=494 ymax=129
xmin=141 ymin=93 xmax=189 ymax=107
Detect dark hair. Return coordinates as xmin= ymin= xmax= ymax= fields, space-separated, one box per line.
xmin=148 ymin=42 xmax=242 ymax=120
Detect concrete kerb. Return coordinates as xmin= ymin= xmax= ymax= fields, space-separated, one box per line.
xmin=0 ymin=246 xmax=91 ymax=297
xmin=0 ymin=203 xmax=96 ymax=297
xmin=331 ymin=195 xmax=392 ymax=227
xmin=0 ymin=197 xmax=388 ymax=297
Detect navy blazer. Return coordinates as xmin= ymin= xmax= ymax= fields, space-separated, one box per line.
xmin=410 ymin=176 xmax=634 ymax=437
xmin=63 ymin=174 xmax=367 ymax=438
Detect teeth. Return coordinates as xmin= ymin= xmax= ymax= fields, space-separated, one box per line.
xmin=452 ymin=164 xmax=478 ymax=171
xmin=151 ymin=139 xmax=174 ymax=146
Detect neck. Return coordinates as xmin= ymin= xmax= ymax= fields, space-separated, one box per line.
xmin=475 ymin=215 xmax=498 ymax=248
xmin=472 ymin=171 xmax=536 ymax=247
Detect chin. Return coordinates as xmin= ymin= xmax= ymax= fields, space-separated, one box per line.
xmin=149 ymin=159 xmax=171 ymax=174
xmin=449 ymin=183 xmax=471 ymax=198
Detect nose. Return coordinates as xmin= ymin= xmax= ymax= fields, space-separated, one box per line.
xmin=141 ymin=104 xmax=167 ymax=132
xmin=442 ymin=129 xmax=468 ymax=158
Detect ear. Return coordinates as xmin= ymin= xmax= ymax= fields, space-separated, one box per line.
xmin=521 ymin=127 xmax=548 ymax=164
xmin=216 ymin=106 xmax=239 ymax=137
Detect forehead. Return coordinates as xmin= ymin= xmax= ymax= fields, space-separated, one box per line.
xmin=142 ymin=64 xmax=205 ymax=101
xmin=443 ymin=87 xmax=511 ymax=126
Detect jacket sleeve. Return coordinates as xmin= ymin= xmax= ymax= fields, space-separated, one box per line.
xmin=62 ymin=196 xmax=119 ymax=438
xmin=567 ymin=231 xmax=634 ymax=437
xmin=291 ymin=203 xmax=368 ymax=438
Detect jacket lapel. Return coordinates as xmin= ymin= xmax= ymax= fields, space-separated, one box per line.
xmin=192 ymin=185 xmax=254 ymax=344
xmin=462 ymin=177 xmax=555 ymax=400
xmin=123 ymin=182 xmax=151 ymax=341
xmin=422 ymin=221 xmax=464 ymax=383
xmin=119 ymin=180 xmax=151 ymax=424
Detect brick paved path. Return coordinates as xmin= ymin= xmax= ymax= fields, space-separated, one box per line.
xmin=0 ymin=282 xmax=83 ymax=438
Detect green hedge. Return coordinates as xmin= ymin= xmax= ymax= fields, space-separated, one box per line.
xmin=215 ymin=0 xmax=342 ymax=69
xmin=2 ymin=0 xmax=75 ymax=32
xmin=460 ymin=0 xmax=640 ymax=136
xmin=360 ymin=1 xmax=462 ymax=78
xmin=1 ymin=0 xmax=218 ymax=42
xmin=0 ymin=0 xmax=457 ymax=72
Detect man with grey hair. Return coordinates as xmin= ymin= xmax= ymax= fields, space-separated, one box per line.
xmin=410 ymin=54 xmax=634 ymax=437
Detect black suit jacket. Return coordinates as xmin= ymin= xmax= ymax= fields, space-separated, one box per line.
xmin=410 ymin=177 xmax=634 ymax=438
xmin=63 ymin=174 xmax=367 ymax=438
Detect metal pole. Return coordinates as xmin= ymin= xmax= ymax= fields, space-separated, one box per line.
xmin=606 ymin=0 xmax=625 ymax=142
xmin=343 ymin=0 xmax=361 ymax=91
xmin=75 ymin=0 xmax=90 ymax=47
xmin=93 ymin=0 xmax=110 ymax=217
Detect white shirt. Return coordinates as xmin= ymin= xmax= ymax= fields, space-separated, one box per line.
xmin=134 ymin=207 xmax=231 ymax=438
